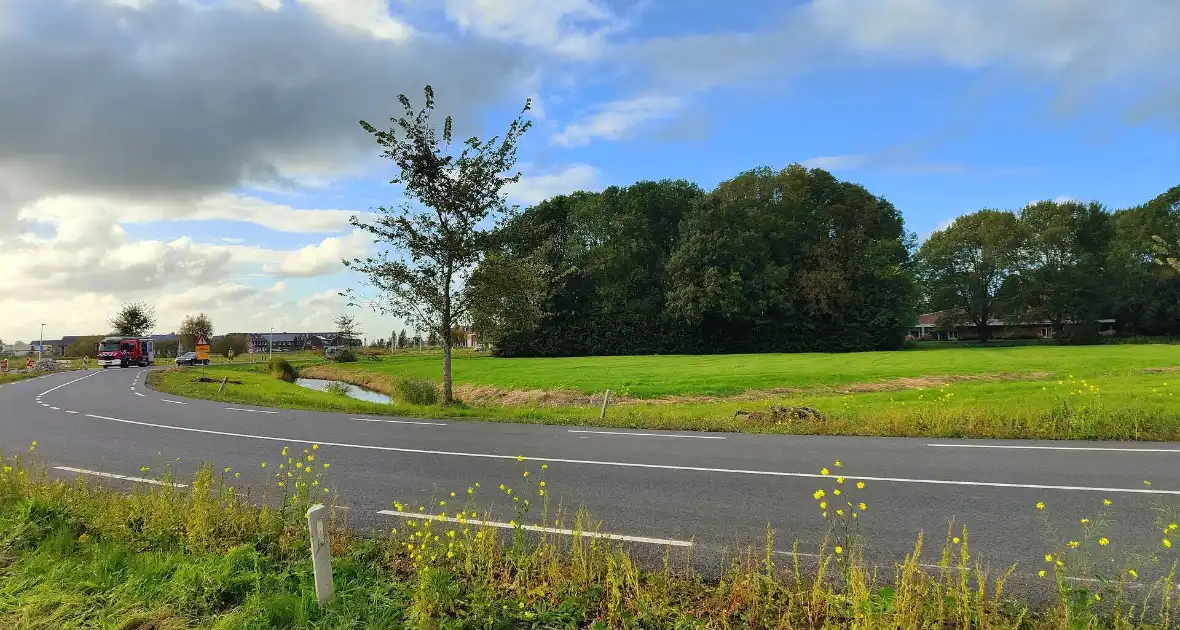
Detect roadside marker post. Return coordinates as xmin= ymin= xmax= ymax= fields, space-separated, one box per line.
xmin=307 ymin=504 xmax=335 ymax=606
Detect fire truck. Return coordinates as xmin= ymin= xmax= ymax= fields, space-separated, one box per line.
xmin=96 ymin=336 xmax=155 ymax=368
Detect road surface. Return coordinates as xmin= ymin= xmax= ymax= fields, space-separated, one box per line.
xmin=2 ymin=367 xmax=1178 ymax=590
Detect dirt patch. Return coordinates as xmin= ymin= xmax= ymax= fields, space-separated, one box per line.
xmin=1142 ymin=366 xmax=1180 ymax=374
xmin=300 ymin=367 xmax=1058 ymax=408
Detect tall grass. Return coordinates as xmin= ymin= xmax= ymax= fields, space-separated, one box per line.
xmin=2 ymin=443 xmax=1177 ymax=628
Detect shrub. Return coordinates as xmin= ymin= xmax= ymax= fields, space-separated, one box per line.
xmin=268 ymin=357 xmax=297 ymax=383
xmin=325 ymin=381 xmax=351 ymax=396
xmin=395 ymin=378 xmax=438 ymax=406
xmin=332 ymin=349 xmax=357 ymax=363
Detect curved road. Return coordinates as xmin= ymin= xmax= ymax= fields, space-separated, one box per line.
xmin=3 ymin=367 xmax=1178 ymax=586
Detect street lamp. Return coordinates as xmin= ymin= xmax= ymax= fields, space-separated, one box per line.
xmin=39 ymin=324 xmax=45 ymax=360
xmin=269 ymin=327 xmax=274 ymax=361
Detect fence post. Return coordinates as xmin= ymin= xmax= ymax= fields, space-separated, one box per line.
xmin=307 ymin=504 xmax=334 ymax=606
xmin=600 ymin=389 xmax=612 ymax=419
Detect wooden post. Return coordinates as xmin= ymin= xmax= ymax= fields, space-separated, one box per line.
xmin=600 ymin=389 xmax=612 ymax=419
xmin=218 ymin=376 xmax=228 ymax=393
xmin=307 ymin=504 xmax=335 ymax=606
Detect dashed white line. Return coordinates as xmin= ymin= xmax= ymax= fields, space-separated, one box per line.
xmin=225 ymin=407 xmax=279 ymax=414
xmin=160 ymin=399 xmax=188 ymax=405
xmin=378 ymin=510 xmax=692 ymax=547
xmin=49 ymin=406 xmax=59 ymax=410
xmin=77 ymin=413 xmax=1180 ymax=496
xmin=928 ymin=443 xmax=1180 ymax=454
xmin=54 ymin=466 xmax=188 ymax=488
xmin=64 ymin=410 xmax=78 ymax=414
xmin=568 ymin=429 xmax=726 ymax=440
xmin=134 ymin=392 xmax=145 ymax=397
xmin=130 ymin=387 xmax=135 ymax=391
xmin=352 ymin=417 xmax=447 ymax=427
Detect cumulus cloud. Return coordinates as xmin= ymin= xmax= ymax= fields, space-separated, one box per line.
xmin=507 ymin=164 xmax=600 ymax=204
xmin=262 ymin=230 xmax=371 ymax=277
xmin=441 ymin=0 xmax=624 ymax=59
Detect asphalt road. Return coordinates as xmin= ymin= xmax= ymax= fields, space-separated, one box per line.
xmin=3 ymin=367 xmax=1179 ymax=593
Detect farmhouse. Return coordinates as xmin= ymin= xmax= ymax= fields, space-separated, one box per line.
xmin=911 ymin=310 xmax=1116 ymax=341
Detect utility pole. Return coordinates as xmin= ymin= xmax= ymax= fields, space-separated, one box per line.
xmin=39 ymin=324 xmax=45 ymax=360
xmin=269 ymin=327 xmax=274 ymax=361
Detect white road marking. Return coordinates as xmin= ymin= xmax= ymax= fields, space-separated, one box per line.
xmin=352 ymin=417 xmax=447 ymax=427
xmin=134 ymin=392 xmax=145 ymax=397
xmin=378 ymin=510 xmax=693 ymax=547
xmin=37 ymin=370 xmax=102 ymax=398
xmin=130 ymin=387 xmax=135 ymax=391
xmin=54 ymin=466 xmax=188 ymax=488
xmin=160 ymin=399 xmax=188 ymax=405
xmin=569 ymin=429 xmax=726 ymax=440
xmin=49 ymin=406 xmax=59 ymax=410
xmin=225 ymin=408 xmax=279 ymax=414
xmin=64 ymin=410 xmax=78 ymax=414
xmin=77 ymin=413 xmax=1180 ymax=496
xmin=928 ymin=443 xmax=1180 ymax=454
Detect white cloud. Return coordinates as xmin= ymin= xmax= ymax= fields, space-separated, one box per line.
xmin=507 ymin=164 xmax=600 ymax=204
xmin=552 ymin=95 xmax=684 ymax=147
xmin=441 ymin=0 xmax=622 ymax=59
xmin=262 ymin=229 xmax=371 ymax=277
xmin=294 ymin=0 xmax=413 ymax=41
xmin=21 ymin=194 xmax=368 ymax=235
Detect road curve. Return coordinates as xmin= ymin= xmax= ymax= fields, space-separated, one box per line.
xmin=3 ymin=367 xmax=1178 ymax=584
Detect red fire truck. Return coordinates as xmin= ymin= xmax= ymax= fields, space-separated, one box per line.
xmin=96 ymin=336 xmax=155 ymax=368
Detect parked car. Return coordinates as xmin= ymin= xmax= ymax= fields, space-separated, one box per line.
xmin=175 ymin=352 xmax=200 ymax=366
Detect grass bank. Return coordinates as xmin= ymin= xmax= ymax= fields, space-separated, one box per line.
xmin=3 ymin=442 xmax=1178 ymax=628
xmin=150 ymin=358 xmax=1180 ymax=441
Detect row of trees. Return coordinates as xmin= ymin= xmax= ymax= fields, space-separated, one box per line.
xmin=916 ymin=186 xmax=1180 ymax=339
xmin=467 ymin=167 xmax=916 ymax=356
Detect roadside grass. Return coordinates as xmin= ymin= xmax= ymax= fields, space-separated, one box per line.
xmin=300 ymin=345 xmax=1180 ymax=399
xmin=0 ymin=372 xmax=40 ymax=385
xmin=3 ymin=443 xmax=1178 ymax=628
xmin=149 ymin=364 xmax=1180 ymax=441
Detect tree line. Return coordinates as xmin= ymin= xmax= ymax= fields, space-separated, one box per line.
xmin=915 ymin=187 xmax=1180 ymax=340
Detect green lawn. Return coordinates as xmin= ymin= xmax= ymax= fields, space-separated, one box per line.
xmin=309 ymin=344 xmax=1180 ymax=398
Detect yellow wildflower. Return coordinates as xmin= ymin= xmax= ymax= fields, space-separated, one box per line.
xmin=1129 ymin=569 xmax=1138 ymax=579
xmin=1044 ymin=554 xmax=1052 ymax=563
xmin=820 ymin=467 xmax=830 ymax=476
xmin=1164 ymin=538 xmax=1172 ymax=549
xmin=1098 ymin=537 xmax=1109 ymax=546
xmin=1081 ymin=518 xmax=1089 ymax=525
xmin=834 ymin=460 xmax=842 ymax=467
xmin=856 ymin=481 xmax=865 ymax=489
xmin=813 ymin=489 xmax=825 ymax=500
xmin=952 ymin=537 xmax=960 ymax=544
xmin=1035 ymin=502 xmax=1045 ymax=510
xmin=1069 ymin=541 xmax=1080 ymax=549
xmin=836 ymin=477 xmax=845 ymax=484
xmin=858 ymin=502 xmax=867 ymax=511
xmin=1103 ymin=499 xmax=1111 ymax=506
xmin=1038 ymin=570 xmax=1046 ymax=578
xmin=834 ymin=546 xmax=843 ymax=555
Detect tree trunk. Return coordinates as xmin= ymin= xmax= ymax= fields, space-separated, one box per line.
xmin=442 ymin=339 xmax=453 ymax=405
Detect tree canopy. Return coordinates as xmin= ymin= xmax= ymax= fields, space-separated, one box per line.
xmin=109 ymin=302 xmax=157 ymax=337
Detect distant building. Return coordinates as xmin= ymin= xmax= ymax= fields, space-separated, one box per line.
xmin=912 ymin=310 xmax=1116 ymax=341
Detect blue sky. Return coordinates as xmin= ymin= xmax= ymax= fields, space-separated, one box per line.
xmin=1 ymin=0 xmax=1178 ymax=343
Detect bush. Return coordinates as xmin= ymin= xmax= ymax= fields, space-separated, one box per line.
xmin=395 ymin=378 xmax=438 ymax=406
xmin=325 ymin=381 xmax=351 ymax=396
xmin=268 ymin=357 xmax=297 ymax=383
xmin=332 ymin=349 xmax=357 ymax=363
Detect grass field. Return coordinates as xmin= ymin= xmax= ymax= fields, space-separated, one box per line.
xmin=290 ymin=345 xmax=1180 ymax=398
xmin=148 ymin=344 xmax=1180 ymax=441
xmin=3 ymin=442 xmax=1178 ymax=628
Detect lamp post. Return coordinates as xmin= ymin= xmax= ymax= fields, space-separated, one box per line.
xmin=269 ymin=327 xmax=274 ymax=361
xmin=39 ymin=324 xmax=45 ymax=360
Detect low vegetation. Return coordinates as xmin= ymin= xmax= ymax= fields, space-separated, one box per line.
xmin=151 ymin=344 xmax=1180 ymax=441
xmin=2 ymin=443 xmax=1177 ymax=628
xmin=268 ymin=357 xmax=298 ymax=383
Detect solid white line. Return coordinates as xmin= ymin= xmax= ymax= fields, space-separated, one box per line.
xmin=928 ymin=443 xmax=1180 ymax=454
xmin=134 ymin=392 xmax=145 ymax=397
xmin=160 ymin=399 xmax=188 ymax=405
xmin=77 ymin=413 xmax=1180 ymax=496
xmin=352 ymin=417 xmax=447 ymax=427
xmin=225 ymin=407 xmax=279 ymax=414
xmin=569 ymin=429 xmax=726 ymax=440
xmin=54 ymin=466 xmax=188 ymax=488
xmin=377 ymin=510 xmax=693 ymax=547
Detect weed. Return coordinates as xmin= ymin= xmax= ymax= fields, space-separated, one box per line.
xmin=395 ymin=377 xmax=439 ymax=406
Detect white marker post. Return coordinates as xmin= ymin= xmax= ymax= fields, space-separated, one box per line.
xmin=307 ymin=504 xmax=334 ymax=606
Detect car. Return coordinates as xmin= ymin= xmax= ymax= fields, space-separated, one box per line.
xmin=175 ymin=352 xmax=199 ymax=366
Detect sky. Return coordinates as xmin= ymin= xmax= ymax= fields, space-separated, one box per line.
xmin=2 ymin=0 xmax=1179 ymax=344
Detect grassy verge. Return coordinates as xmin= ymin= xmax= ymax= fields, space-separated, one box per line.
xmin=3 ymin=443 xmax=1178 ymax=628
xmin=149 ymin=363 xmax=1180 ymax=441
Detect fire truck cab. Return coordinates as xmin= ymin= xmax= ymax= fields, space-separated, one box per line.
xmin=96 ymin=337 xmax=155 ymax=368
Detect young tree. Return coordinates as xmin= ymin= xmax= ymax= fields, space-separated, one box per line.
xmin=426 ymin=330 xmax=439 ymax=347
xmin=109 ymin=302 xmax=157 ymax=337
xmin=333 ymin=313 xmax=360 ymax=345
xmin=397 ymin=329 xmax=409 ymax=349
xmin=178 ymin=312 xmax=214 ymax=351
xmin=344 ymin=85 xmax=531 ymax=404
xmin=916 ymin=210 xmax=1024 ymax=340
